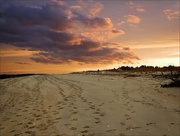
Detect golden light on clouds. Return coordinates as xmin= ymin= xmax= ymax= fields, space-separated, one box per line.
xmin=0 ymin=0 xmax=179 ymax=74
xmin=136 ymin=7 xmax=145 ymax=12
xmin=163 ymin=9 xmax=180 ymax=21
xmin=125 ymin=15 xmax=141 ymax=24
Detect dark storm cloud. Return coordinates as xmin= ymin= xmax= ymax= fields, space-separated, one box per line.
xmin=0 ymin=0 xmax=139 ymax=64
xmin=0 ymin=1 xmax=72 ymax=31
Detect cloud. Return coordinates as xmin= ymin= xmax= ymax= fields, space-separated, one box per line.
xmin=112 ymin=29 xmax=125 ymax=35
xmin=74 ymin=14 xmax=113 ymax=30
xmin=0 ymin=0 xmax=139 ymax=65
xmin=163 ymin=9 xmax=179 ymax=21
xmin=128 ymin=1 xmax=145 ymax=13
xmin=136 ymin=7 xmax=145 ymax=12
xmin=124 ymin=15 xmax=141 ymax=24
xmin=16 ymin=62 xmax=31 ymax=65
xmin=0 ymin=1 xmax=73 ymax=32
xmin=78 ymin=0 xmax=86 ymax=6
xmin=89 ymin=2 xmax=104 ymax=16
xmin=176 ymin=2 xmax=179 ymax=8
xmin=128 ymin=2 xmax=134 ymax=6
xmin=70 ymin=5 xmax=82 ymax=10
xmin=31 ymin=45 xmax=140 ymax=64
xmin=117 ymin=20 xmax=125 ymax=26
xmin=123 ymin=47 xmax=130 ymax=51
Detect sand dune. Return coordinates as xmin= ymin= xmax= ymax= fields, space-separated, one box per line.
xmin=0 ymin=73 xmax=179 ymax=136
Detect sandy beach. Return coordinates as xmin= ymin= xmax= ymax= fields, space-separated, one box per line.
xmin=0 ymin=73 xmax=179 ymax=136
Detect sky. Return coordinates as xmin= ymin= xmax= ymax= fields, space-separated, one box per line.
xmin=0 ymin=0 xmax=179 ymax=74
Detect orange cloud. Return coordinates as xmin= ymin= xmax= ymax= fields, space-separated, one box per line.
xmin=128 ymin=2 xmax=134 ymax=6
xmin=0 ymin=45 xmax=37 ymax=57
xmin=136 ymin=7 xmax=145 ymax=12
xmin=89 ymin=2 xmax=104 ymax=16
xmin=117 ymin=20 xmax=125 ymax=26
xmin=163 ymin=9 xmax=179 ymax=21
xmin=70 ymin=5 xmax=82 ymax=10
xmin=112 ymin=29 xmax=125 ymax=35
xmin=124 ymin=15 xmax=141 ymax=24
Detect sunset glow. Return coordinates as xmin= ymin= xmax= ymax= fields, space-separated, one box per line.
xmin=0 ymin=0 xmax=179 ymax=74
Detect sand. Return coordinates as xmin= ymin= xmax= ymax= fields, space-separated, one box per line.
xmin=0 ymin=73 xmax=179 ymax=136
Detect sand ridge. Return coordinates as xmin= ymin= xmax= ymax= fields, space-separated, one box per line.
xmin=0 ymin=74 xmax=179 ymax=136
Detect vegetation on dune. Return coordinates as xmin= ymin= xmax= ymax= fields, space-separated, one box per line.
xmin=104 ymin=65 xmax=180 ymax=88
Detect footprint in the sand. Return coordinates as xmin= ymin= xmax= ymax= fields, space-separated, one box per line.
xmin=71 ymin=118 xmax=78 ymax=121
xmin=70 ymin=127 xmax=77 ymax=130
xmin=109 ymin=100 xmax=114 ymax=103
xmin=100 ymin=113 xmax=105 ymax=117
xmin=73 ymin=107 xmax=77 ymax=109
xmin=64 ymin=98 xmax=69 ymax=101
xmin=95 ymin=120 xmax=100 ymax=124
xmin=81 ymin=130 xmax=89 ymax=134
xmin=83 ymin=125 xmax=90 ymax=128
xmin=58 ymin=107 xmax=64 ymax=110
xmin=106 ymin=129 xmax=116 ymax=133
xmin=171 ymin=122 xmax=177 ymax=125
xmin=126 ymin=117 xmax=132 ymax=120
xmin=67 ymin=104 xmax=71 ymax=108
xmin=71 ymin=111 xmax=78 ymax=114
xmin=98 ymin=103 xmax=104 ymax=106
xmin=42 ymin=110 xmax=47 ymax=114
xmin=55 ymin=117 xmax=62 ymax=120
xmin=53 ymin=112 xmax=59 ymax=115
xmin=16 ymin=114 xmax=22 ymax=117
xmin=88 ymin=133 xmax=95 ymax=136
xmin=34 ymin=114 xmax=41 ymax=118
xmin=56 ymin=101 xmax=62 ymax=105
xmin=14 ymin=134 xmax=21 ymax=136
xmin=25 ymin=130 xmax=35 ymax=135
xmin=62 ymin=103 xmax=67 ymax=106
xmin=95 ymin=117 xmax=100 ymax=120
xmin=119 ymin=133 xmax=126 ymax=136
xmin=146 ymin=122 xmax=156 ymax=125
xmin=0 ymin=127 xmax=5 ymax=130
xmin=120 ymin=122 xmax=126 ymax=126
xmin=10 ymin=130 xmax=16 ymax=133
xmin=124 ymin=114 xmax=129 ymax=117
xmin=93 ymin=111 xmax=100 ymax=114
xmin=10 ymin=120 xmax=16 ymax=122
xmin=3 ymin=117 xmax=10 ymax=121
xmin=48 ymin=105 xmax=53 ymax=108
xmin=126 ymin=125 xmax=141 ymax=130
xmin=36 ymin=118 xmax=42 ymax=121
xmin=28 ymin=126 xmax=36 ymax=129
xmin=27 ymin=122 xmax=33 ymax=125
